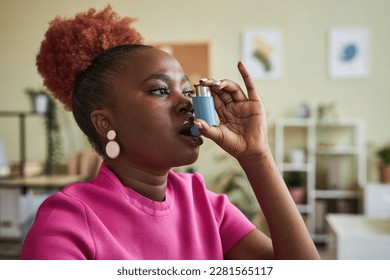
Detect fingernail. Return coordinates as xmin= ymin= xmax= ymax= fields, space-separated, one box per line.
xmin=194 ymin=121 xmax=203 ymax=129
xmin=212 ymin=80 xmax=221 ymax=86
xmin=199 ymin=78 xmax=208 ymax=82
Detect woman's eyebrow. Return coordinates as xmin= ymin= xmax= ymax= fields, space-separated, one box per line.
xmin=142 ymin=73 xmax=190 ymax=84
xmin=143 ymin=74 xmax=169 ymax=82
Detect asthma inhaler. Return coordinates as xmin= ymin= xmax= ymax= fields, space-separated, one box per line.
xmin=191 ymin=85 xmax=217 ymax=136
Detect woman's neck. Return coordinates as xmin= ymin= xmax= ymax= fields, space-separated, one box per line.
xmin=106 ymin=160 xmax=169 ymax=202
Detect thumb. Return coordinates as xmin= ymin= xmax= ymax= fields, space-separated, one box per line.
xmin=194 ymin=119 xmax=222 ymax=143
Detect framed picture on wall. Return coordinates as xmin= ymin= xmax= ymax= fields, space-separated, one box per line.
xmin=241 ymin=29 xmax=282 ymax=80
xmin=152 ymin=42 xmax=210 ymax=85
xmin=328 ymin=27 xmax=370 ymax=79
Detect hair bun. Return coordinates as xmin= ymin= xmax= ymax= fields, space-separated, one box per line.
xmin=36 ymin=5 xmax=143 ymax=110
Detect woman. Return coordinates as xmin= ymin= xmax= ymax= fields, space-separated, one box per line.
xmin=20 ymin=6 xmax=320 ymax=260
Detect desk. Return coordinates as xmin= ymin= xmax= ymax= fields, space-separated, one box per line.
xmin=0 ymin=174 xmax=85 ymax=190
xmin=0 ymin=174 xmax=85 ymax=238
xmin=327 ymin=214 xmax=390 ymax=259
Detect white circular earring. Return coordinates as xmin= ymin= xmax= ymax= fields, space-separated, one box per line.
xmin=105 ymin=130 xmax=120 ymax=159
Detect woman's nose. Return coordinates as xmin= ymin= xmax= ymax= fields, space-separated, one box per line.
xmin=174 ymin=95 xmax=194 ymax=115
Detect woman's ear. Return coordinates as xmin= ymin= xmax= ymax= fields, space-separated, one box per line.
xmin=91 ymin=109 xmax=112 ymax=138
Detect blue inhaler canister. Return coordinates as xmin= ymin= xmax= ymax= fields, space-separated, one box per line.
xmin=191 ymin=85 xmax=217 ymax=136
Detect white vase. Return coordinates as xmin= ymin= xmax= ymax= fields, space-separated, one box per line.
xmin=289 ymin=149 xmax=305 ymax=164
xmin=33 ymin=95 xmax=48 ymax=114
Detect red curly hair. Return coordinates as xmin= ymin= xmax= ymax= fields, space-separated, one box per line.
xmin=37 ymin=5 xmax=143 ymax=110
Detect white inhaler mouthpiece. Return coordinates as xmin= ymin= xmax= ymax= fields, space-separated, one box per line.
xmin=191 ymin=85 xmax=217 ymax=136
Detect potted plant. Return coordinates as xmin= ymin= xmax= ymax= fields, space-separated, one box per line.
xmin=377 ymin=144 xmax=390 ymax=183
xmin=213 ymin=167 xmax=260 ymax=220
xmin=285 ymin=172 xmax=306 ymax=204
xmin=24 ymin=88 xmax=63 ymax=174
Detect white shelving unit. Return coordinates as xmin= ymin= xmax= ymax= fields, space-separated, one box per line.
xmin=275 ymin=118 xmax=366 ymax=243
xmin=275 ymin=118 xmax=316 ymax=236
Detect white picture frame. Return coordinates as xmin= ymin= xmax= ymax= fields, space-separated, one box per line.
xmin=328 ymin=27 xmax=370 ymax=79
xmin=242 ymin=29 xmax=282 ymax=80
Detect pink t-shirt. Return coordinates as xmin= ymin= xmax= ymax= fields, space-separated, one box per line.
xmin=20 ymin=163 xmax=255 ymax=260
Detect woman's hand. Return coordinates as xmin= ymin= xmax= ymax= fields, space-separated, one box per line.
xmin=195 ymin=61 xmax=270 ymax=162
xmin=197 ymin=62 xmax=321 ymax=260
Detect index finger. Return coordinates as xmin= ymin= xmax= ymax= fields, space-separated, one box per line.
xmin=199 ymin=78 xmax=247 ymax=102
xmin=237 ymin=61 xmax=260 ymax=102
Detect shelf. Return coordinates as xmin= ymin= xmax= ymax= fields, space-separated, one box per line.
xmin=312 ymin=233 xmax=329 ymax=244
xmin=278 ymin=163 xmax=313 ymax=172
xmin=275 ymin=118 xmax=366 ymax=244
xmin=0 ymin=111 xmax=43 ymax=176
xmin=296 ymin=204 xmax=313 ymax=214
xmin=314 ymin=189 xmax=363 ymax=199
xmin=0 ymin=111 xmax=37 ymax=117
xmin=277 ymin=118 xmax=314 ymax=127
xmin=316 ymin=146 xmax=360 ymax=155
xmin=316 ymin=119 xmax=365 ymax=127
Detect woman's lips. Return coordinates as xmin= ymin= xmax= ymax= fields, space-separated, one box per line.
xmin=179 ymin=134 xmax=204 ymax=146
xmin=179 ymin=119 xmax=204 ymax=146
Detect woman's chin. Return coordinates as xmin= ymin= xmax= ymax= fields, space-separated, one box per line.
xmin=173 ymin=149 xmax=200 ymax=168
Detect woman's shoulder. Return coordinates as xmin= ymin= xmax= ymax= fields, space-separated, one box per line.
xmin=34 ymin=176 xmax=107 ymax=218
xmin=168 ymin=170 xmax=209 ymax=193
xmin=51 ymin=163 xmax=123 ymax=201
xmin=168 ymin=170 xmax=228 ymax=204
xmin=168 ymin=169 xmax=205 ymax=183
xmin=38 ymin=183 xmax=91 ymax=213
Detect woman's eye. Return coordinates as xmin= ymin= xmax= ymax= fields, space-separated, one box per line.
xmin=183 ymin=90 xmax=194 ymax=98
xmin=149 ymin=87 xmax=169 ymax=96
